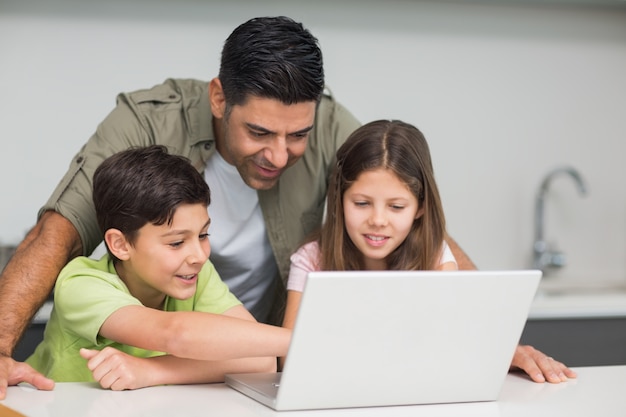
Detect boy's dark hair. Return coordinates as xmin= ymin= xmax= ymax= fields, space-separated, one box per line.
xmin=93 ymin=145 xmax=211 ymax=258
xmin=219 ymin=16 xmax=324 ymax=114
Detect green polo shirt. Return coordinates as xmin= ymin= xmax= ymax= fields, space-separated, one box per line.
xmin=26 ymin=255 xmax=240 ymax=382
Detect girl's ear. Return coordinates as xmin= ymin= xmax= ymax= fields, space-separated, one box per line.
xmin=104 ymin=229 xmax=131 ymax=261
xmin=415 ymin=207 xmax=425 ymax=220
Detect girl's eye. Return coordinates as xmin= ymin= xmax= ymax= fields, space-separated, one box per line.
xmin=391 ymin=205 xmax=405 ymax=210
xmin=169 ymin=241 xmax=183 ymax=248
xmin=199 ymin=233 xmax=210 ymax=240
xmin=354 ymin=201 xmax=369 ymax=207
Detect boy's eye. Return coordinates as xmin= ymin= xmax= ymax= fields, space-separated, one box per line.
xmin=199 ymin=233 xmax=210 ymax=240
xmin=169 ymin=241 xmax=183 ymax=248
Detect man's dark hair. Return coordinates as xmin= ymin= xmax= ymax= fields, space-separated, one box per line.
xmin=219 ymin=16 xmax=324 ymax=111
xmin=93 ymin=145 xmax=211 ymax=258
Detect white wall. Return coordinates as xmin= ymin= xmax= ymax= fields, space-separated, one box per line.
xmin=1 ymin=0 xmax=625 ymax=285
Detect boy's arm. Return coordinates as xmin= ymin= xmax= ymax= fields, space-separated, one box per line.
xmin=85 ymin=305 xmax=280 ymax=390
xmin=99 ymin=304 xmax=290 ymax=361
xmin=81 ymin=348 xmax=276 ymax=390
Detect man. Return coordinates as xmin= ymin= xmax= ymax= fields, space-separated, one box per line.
xmin=0 ymin=16 xmax=574 ymax=399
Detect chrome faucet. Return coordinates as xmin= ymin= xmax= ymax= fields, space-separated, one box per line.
xmin=533 ymin=166 xmax=587 ymax=273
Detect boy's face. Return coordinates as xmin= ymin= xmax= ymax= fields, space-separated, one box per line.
xmin=118 ymin=203 xmax=211 ymax=307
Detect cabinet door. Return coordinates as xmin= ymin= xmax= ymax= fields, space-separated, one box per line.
xmin=13 ymin=324 xmax=45 ymax=362
xmin=520 ymin=318 xmax=626 ymax=366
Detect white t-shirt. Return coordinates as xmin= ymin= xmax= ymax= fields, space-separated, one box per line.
xmin=204 ymin=151 xmax=278 ymax=322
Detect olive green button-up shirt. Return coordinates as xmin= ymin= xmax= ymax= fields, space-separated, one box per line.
xmin=40 ymin=78 xmax=360 ymax=295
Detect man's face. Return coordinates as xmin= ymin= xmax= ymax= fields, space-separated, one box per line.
xmin=216 ymin=96 xmax=316 ymax=190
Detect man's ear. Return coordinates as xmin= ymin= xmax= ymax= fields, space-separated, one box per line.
xmin=104 ymin=229 xmax=131 ymax=261
xmin=209 ymin=77 xmax=226 ymax=119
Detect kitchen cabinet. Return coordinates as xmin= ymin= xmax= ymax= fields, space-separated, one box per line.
xmin=520 ymin=317 xmax=626 ymax=366
xmin=13 ymin=324 xmax=45 ymax=361
xmin=12 ymin=298 xmax=52 ymax=362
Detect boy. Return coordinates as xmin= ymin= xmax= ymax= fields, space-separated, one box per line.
xmin=26 ymin=145 xmax=290 ymax=390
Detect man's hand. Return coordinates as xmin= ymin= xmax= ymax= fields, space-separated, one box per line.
xmin=0 ymin=354 xmax=55 ymax=399
xmin=510 ymin=344 xmax=578 ymax=383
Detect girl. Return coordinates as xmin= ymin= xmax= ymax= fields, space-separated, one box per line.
xmin=281 ymin=120 xmax=577 ymax=385
xmin=282 ymin=119 xmax=457 ymax=330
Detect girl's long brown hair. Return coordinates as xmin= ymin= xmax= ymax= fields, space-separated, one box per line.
xmin=318 ymin=120 xmax=447 ymax=271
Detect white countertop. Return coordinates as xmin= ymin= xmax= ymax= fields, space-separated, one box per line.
xmin=2 ymin=366 xmax=625 ymax=417
xmin=529 ymin=282 xmax=626 ymax=319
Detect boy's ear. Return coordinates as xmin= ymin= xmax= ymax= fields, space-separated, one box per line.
xmin=104 ymin=229 xmax=131 ymax=261
xmin=209 ymin=77 xmax=226 ymax=119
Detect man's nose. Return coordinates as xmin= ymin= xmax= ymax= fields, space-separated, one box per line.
xmin=264 ymin=138 xmax=289 ymax=169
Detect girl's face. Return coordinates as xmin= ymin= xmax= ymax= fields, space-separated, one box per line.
xmin=343 ymin=168 xmax=421 ymax=270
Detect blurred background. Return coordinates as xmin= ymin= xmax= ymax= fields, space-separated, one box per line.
xmin=1 ymin=0 xmax=625 ymax=287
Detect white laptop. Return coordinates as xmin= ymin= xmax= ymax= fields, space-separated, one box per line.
xmin=225 ymin=270 xmax=541 ymax=411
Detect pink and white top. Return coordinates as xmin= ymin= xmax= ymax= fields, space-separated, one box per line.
xmin=286 ymin=241 xmax=457 ymax=292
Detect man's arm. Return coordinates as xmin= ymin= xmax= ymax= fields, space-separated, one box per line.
xmin=0 ymin=211 xmax=82 ymax=398
xmin=446 ymin=235 xmax=477 ymax=270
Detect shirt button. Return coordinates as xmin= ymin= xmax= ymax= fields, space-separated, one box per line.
xmin=76 ymin=156 xmax=84 ymax=164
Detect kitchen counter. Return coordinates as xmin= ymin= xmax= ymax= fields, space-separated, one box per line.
xmin=529 ymin=282 xmax=626 ymax=320
xmin=2 ymin=366 xmax=625 ymax=417
xmin=521 ymin=281 xmax=626 ymax=366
